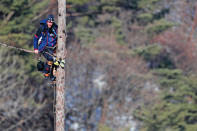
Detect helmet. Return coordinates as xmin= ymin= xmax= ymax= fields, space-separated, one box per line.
xmin=47 ymin=14 xmax=54 ymax=22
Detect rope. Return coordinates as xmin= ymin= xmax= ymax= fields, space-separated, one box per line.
xmin=53 ymin=82 xmax=56 ymax=131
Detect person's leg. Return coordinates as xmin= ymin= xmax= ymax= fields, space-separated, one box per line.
xmin=41 ymin=47 xmax=63 ymax=68
xmin=47 ymin=48 xmax=60 ymax=66
xmin=41 ymin=48 xmax=54 ymax=61
xmin=37 ymin=60 xmax=50 ymax=77
xmin=36 ymin=60 xmax=56 ymax=81
xmin=44 ymin=61 xmax=56 ymax=81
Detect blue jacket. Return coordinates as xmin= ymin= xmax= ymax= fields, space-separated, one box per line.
xmin=33 ymin=19 xmax=58 ymax=52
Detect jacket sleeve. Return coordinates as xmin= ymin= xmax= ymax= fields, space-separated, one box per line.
xmin=33 ymin=27 xmax=42 ymax=50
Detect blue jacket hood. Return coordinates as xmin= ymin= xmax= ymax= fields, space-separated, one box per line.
xmin=40 ymin=19 xmax=47 ymax=24
xmin=40 ymin=19 xmax=58 ymax=28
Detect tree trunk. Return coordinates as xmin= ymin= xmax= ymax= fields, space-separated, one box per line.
xmin=56 ymin=0 xmax=66 ymax=131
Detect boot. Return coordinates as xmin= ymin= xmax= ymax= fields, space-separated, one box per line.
xmin=50 ymin=75 xmax=56 ymax=81
xmin=44 ymin=73 xmax=50 ymax=79
xmin=59 ymin=59 xmax=65 ymax=68
xmin=53 ymin=59 xmax=65 ymax=68
xmin=53 ymin=60 xmax=60 ymax=66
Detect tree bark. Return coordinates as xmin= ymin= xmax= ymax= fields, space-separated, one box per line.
xmin=56 ymin=0 xmax=66 ymax=131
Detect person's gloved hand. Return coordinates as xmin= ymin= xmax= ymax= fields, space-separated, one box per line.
xmin=34 ymin=50 xmax=39 ymax=54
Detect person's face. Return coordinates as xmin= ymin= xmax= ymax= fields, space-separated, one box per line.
xmin=47 ymin=21 xmax=53 ymax=28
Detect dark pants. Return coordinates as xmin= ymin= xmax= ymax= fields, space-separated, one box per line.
xmin=37 ymin=61 xmax=51 ymax=74
xmin=37 ymin=60 xmax=56 ymax=81
xmin=41 ymin=47 xmax=55 ymax=61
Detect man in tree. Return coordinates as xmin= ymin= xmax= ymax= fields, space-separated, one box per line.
xmin=33 ymin=14 xmax=63 ymax=81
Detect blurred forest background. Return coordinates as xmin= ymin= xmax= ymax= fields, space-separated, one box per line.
xmin=1 ymin=0 xmax=197 ymax=131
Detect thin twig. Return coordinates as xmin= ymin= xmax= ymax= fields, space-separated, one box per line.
xmin=0 ymin=42 xmax=35 ymax=53
xmin=0 ymin=42 xmax=57 ymax=57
